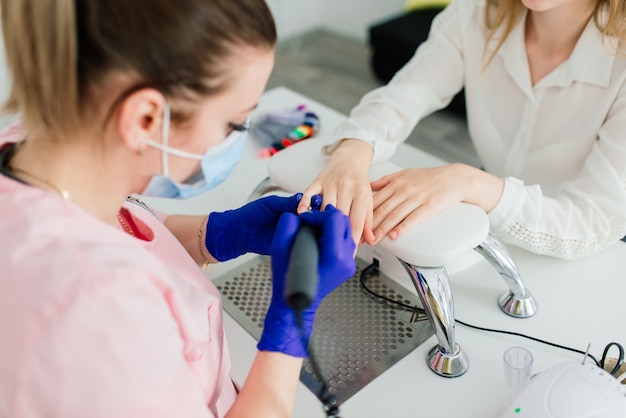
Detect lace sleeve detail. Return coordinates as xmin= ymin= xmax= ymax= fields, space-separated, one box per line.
xmin=489 ymin=177 xmax=626 ymax=259
xmin=497 ymin=218 xmax=626 ymax=259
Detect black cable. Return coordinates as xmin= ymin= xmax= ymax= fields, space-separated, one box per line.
xmin=295 ymin=311 xmax=341 ymax=418
xmin=359 ymin=263 xmax=419 ymax=311
xmin=453 ymin=318 xmax=601 ymax=367
xmin=359 ymin=262 xmax=606 ymax=368
xmin=600 ymin=342 xmax=625 ymax=376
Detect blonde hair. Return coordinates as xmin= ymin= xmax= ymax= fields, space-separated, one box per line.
xmin=0 ymin=0 xmax=277 ymax=140
xmin=484 ymin=0 xmax=626 ymax=69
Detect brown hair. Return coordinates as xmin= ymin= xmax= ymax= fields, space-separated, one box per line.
xmin=0 ymin=0 xmax=276 ymax=138
xmin=484 ymin=0 xmax=626 ymax=69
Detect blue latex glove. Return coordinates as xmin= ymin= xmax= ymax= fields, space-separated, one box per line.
xmin=257 ymin=205 xmax=356 ymax=357
xmin=205 ymin=193 xmax=303 ymax=262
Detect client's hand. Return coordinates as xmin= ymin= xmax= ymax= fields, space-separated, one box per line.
xmin=205 ymin=193 xmax=302 ymax=262
xmin=370 ymin=164 xmax=504 ymax=244
xmin=258 ymin=205 xmax=356 ymax=357
xmin=298 ymin=138 xmax=375 ymax=246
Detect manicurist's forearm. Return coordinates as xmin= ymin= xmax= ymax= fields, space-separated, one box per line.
xmin=225 ymin=351 xmax=303 ymax=418
xmin=164 ymin=214 xmax=219 ymax=266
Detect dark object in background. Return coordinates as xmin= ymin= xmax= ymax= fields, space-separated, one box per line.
xmin=368 ymin=8 xmax=467 ymax=118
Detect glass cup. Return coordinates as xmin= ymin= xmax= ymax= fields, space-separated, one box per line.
xmin=503 ymin=346 xmax=534 ymax=393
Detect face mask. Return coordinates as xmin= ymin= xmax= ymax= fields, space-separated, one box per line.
xmin=142 ymin=103 xmax=248 ymax=199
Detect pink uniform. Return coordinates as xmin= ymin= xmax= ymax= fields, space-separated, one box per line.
xmin=0 ymin=126 xmax=238 ymax=417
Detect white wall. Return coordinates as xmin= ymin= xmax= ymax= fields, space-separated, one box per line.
xmin=0 ymin=31 xmax=13 ymax=129
xmin=266 ymin=0 xmax=321 ymax=40
xmin=269 ymin=0 xmax=406 ymax=42
xmin=0 ymin=34 xmax=7 ymax=102
xmin=319 ymin=0 xmax=406 ymax=41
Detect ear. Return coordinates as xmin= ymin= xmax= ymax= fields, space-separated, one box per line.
xmin=116 ymin=89 xmax=167 ymax=154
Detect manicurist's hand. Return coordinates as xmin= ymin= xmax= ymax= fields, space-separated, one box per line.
xmin=225 ymin=205 xmax=356 ymax=418
xmin=257 ymin=205 xmax=356 ymax=357
xmin=298 ymin=138 xmax=375 ymax=246
xmin=369 ymin=163 xmax=504 ymax=244
xmin=205 ymin=193 xmax=302 ymax=261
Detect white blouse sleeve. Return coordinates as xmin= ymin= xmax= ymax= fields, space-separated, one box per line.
xmin=322 ymin=0 xmax=470 ymax=164
xmin=489 ymin=86 xmax=626 ymax=259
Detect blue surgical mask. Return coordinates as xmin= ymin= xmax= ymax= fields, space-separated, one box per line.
xmin=142 ymin=102 xmax=248 ymax=199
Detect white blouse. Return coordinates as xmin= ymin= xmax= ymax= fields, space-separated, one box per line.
xmin=326 ymin=0 xmax=626 ymax=259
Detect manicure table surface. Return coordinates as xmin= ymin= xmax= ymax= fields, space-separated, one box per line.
xmin=143 ymin=86 xmax=626 ymax=418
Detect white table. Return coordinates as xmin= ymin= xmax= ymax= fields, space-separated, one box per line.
xmin=145 ymin=87 xmax=626 ymax=418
